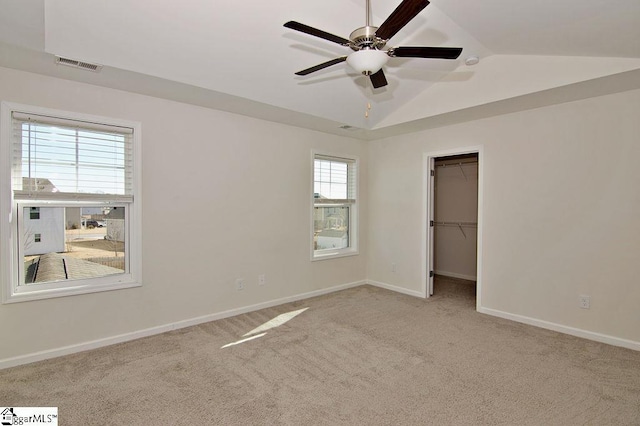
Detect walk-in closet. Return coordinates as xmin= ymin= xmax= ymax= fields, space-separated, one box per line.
xmin=433 ymin=153 xmax=478 ymax=299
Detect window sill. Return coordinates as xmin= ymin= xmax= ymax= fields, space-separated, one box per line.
xmin=3 ymin=280 xmax=141 ymax=304
xmin=312 ymin=249 xmax=359 ymax=262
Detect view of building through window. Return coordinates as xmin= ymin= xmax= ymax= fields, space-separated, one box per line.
xmin=313 ymin=206 xmax=349 ymax=250
xmin=22 ymin=206 xmax=126 ymax=285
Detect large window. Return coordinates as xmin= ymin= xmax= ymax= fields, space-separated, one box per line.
xmin=312 ymin=153 xmax=358 ymax=260
xmin=1 ymin=103 xmax=141 ymax=302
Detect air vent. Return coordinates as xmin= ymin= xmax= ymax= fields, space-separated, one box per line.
xmin=55 ymin=56 xmax=103 ymax=72
xmin=339 ymin=125 xmax=357 ymax=131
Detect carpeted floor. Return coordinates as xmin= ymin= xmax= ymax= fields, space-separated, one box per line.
xmin=1 ymin=277 xmax=639 ymax=425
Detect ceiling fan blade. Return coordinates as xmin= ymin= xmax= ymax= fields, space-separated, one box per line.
xmin=284 ymin=21 xmax=351 ymax=46
xmin=295 ymin=56 xmax=348 ymax=76
xmin=370 ymin=69 xmax=388 ymax=88
xmin=376 ymin=0 xmax=430 ymax=41
xmin=389 ymin=46 xmax=463 ymax=59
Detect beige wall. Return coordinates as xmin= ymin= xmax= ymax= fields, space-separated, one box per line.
xmin=2 ymin=64 xmax=639 ymax=363
xmin=0 ymin=66 xmax=368 ymax=361
xmin=368 ymin=88 xmax=640 ymax=343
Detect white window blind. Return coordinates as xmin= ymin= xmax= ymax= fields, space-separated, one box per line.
xmin=11 ymin=112 xmax=133 ymax=202
xmin=314 ymin=155 xmax=356 ymax=204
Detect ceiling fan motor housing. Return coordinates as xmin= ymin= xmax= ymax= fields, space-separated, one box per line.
xmin=349 ymin=26 xmax=387 ymax=50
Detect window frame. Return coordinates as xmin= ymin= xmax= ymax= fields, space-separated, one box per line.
xmin=1 ymin=102 xmax=142 ymax=303
xmin=311 ymin=151 xmax=359 ymax=261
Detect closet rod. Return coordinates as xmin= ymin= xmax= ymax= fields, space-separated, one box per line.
xmin=434 ymin=221 xmax=477 ymax=239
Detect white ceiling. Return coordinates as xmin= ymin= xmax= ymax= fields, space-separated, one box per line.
xmin=1 ymin=0 xmax=639 ymax=138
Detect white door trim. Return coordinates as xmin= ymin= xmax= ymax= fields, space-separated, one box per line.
xmin=422 ymin=146 xmax=484 ymax=311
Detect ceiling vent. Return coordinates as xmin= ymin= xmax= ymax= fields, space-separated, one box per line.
xmin=55 ymin=56 xmax=103 ymax=72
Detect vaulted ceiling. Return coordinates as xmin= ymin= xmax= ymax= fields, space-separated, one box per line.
xmin=1 ymin=0 xmax=639 ymax=139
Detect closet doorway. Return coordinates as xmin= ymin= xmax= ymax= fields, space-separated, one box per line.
xmin=425 ymin=149 xmax=481 ymax=307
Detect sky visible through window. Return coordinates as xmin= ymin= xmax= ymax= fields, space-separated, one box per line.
xmin=314 ymin=159 xmax=348 ymax=199
xmin=21 ymin=123 xmax=127 ymax=195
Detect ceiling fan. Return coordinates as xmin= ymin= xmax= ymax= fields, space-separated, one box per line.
xmin=284 ymin=0 xmax=463 ymax=89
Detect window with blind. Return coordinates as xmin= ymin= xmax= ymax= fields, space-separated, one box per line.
xmin=312 ymin=153 xmax=358 ymax=259
xmin=1 ymin=102 xmax=141 ymax=303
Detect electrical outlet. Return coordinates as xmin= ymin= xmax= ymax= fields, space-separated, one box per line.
xmin=258 ymin=274 xmax=266 ymax=286
xmin=236 ymin=278 xmax=244 ymax=291
xmin=579 ymin=295 xmax=590 ymax=309
xmin=391 ymin=263 xmax=396 ymax=273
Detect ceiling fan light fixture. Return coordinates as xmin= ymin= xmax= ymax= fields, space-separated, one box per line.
xmin=346 ymin=49 xmax=389 ymax=75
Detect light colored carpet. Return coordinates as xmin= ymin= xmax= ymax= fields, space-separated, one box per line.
xmin=1 ymin=277 xmax=639 ymax=425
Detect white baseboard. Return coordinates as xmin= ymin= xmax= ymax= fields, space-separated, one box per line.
xmin=0 ymin=280 xmax=365 ymax=370
xmin=9 ymin=280 xmax=634 ymax=370
xmin=478 ymin=307 xmax=640 ymax=352
xmin=367 ymin=280 xmax=425 ymax=298
xmin=434 ymin=270 xmax=476 ymax=281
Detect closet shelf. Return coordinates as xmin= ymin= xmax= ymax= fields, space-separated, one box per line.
xmin=435 ymin=161 xmax=477 ymax=181
xmin=433 ymin=221 xmax=477 ymax=227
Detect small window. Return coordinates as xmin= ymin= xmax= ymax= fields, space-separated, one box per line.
xmin=312 ymin=153 xmax=358 ymax=260
xmin=1 ymin=102 xmax=142 ymax=303
xmin=30 ymin=207 xmax=40 ymax=220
